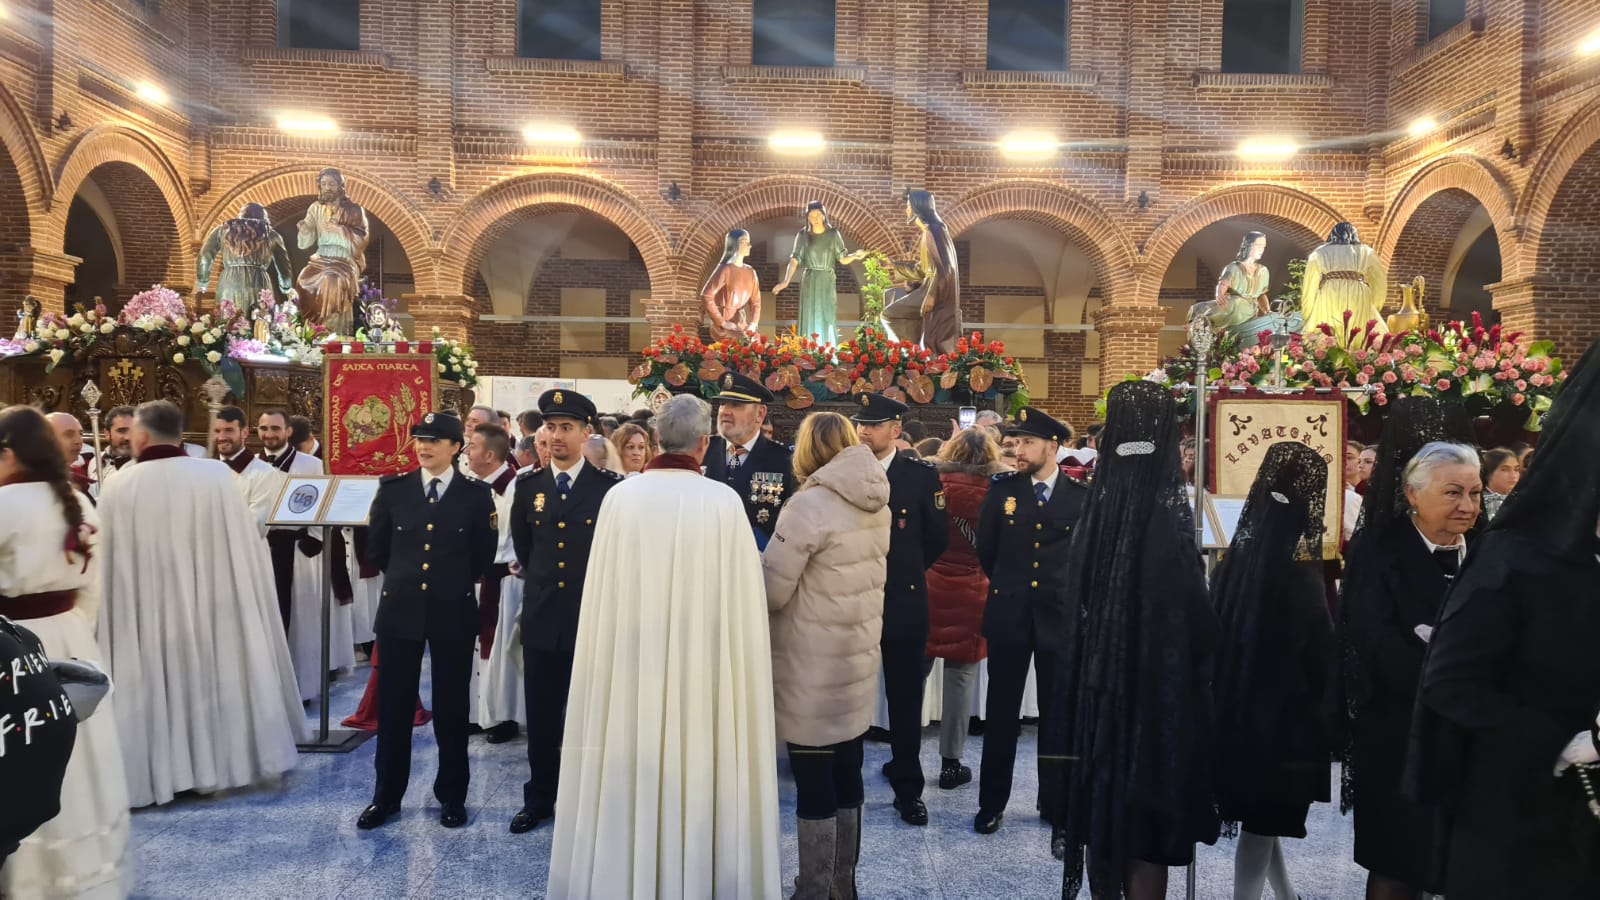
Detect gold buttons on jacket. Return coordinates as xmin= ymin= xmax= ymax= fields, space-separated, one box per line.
xmin=558 ymin=522 xmax=566 ymax=529
xmin=1035 ymin=523 xmax=1042 ymax=531
xmin=1034 ymin=542 xmax=1040 ymax=549
xmin=992 ymin=588 xmax=999 ymax=595
xmin=1030 ymin=580 xmax=1038 ymax=588
xmin=1032 ymin=562 xmax=1039 ymax=569
xmin=421 ymin=583 xmax=429 ymax=591
xmin=585 ymin=519 xmax=593 ymax=526
xmin=426 ymin=524 xmax=434 ymax=532
xmin=557 ymin=542 xmax=565 ymax=549
xmin=909 ymin=584 xmax=916 ymax=590
xmin=422 ymin=563 xmax=430 ymax=571
xmin=424 ymin=544 xmax=431 ymax=552
xmin=558 ymin=562 xmax=565 ymax=569
xmin=558 ymin=581 xmax=566 ymax=589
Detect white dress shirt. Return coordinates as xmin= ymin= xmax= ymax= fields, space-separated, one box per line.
xmin=422 ymin=464 xmax=456 ymax=500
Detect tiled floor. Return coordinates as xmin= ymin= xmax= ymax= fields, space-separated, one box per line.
xmin=128 ymin=661 xmax=1370 ymax=898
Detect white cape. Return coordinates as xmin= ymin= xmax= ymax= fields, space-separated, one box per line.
xmin=548 ymin=468 xmax=781 ymax=900
xmin=98 ymin=455 xmax=309 ymax=808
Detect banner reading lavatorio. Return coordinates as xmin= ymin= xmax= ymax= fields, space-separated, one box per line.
xmin=1208 ymin=396 xmax=1346 ymax=560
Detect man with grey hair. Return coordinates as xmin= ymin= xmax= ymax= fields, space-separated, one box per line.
xmin=545 ymin=393 xmax=781 ymax=897
xmin=97 ymin=399 xmax=307 ymax=808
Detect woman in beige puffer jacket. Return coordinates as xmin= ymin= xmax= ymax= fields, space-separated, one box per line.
xmin=762 ymin=412 xmax=889 ymax=900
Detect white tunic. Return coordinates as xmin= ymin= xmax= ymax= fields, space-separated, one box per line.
xmin=270 ymin=450 xmax=355 ymax=702
xmin=227 ymin=452 xmax=285 ymax=536
xmin=97 ymin=454 xmax=308 ymax=808
xmin=477 ymin=469 xmax=524 ymax=727
xmin=547 ymin=468 xmax=782 ymax=900
xmin=0 ymin=483 xmax=130 ymax=899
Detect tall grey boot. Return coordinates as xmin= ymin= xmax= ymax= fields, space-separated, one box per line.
xmin=793 ymin=816 xmax=837 ymax=900
xmin=831 ymin=805 xmax=862 ymax=900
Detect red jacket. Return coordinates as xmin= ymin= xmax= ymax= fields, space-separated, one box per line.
xmin=924 ymin=462 xmax=1007 ymax=664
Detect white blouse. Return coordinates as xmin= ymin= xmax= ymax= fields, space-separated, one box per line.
xmin=0 ymin=482 xmax=102 ymax=620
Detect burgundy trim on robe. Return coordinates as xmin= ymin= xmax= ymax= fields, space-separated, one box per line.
xmin=220 ymin=448 xmax=254 ymax=474
xmin=643 ymin=453 xmax=703 ymax=473
xmin=135 ymin=444 xmax=188 ymax=463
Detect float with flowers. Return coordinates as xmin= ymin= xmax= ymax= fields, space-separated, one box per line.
xmin=629 ymin=325 xmax=1030 ymax=413
xmin=1111 ymin=312 xmax=1567 ymax=436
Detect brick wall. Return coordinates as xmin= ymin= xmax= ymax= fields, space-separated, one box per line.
xmin=0 ymin=0 xmax=1594 ymax=416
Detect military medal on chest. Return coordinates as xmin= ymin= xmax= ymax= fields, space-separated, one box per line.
xmin=750 ymin=471 xmax=783 ymax=507
xmin=756 ymin=508 xmax=771 ymax=525
xmin=534 ymin=492 xmax=546 ymax=512
xmin=1003 ymin=495 xmax=1018 ymax=516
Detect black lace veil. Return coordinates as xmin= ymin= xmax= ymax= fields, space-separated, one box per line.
xmin=1053 ymin=380 xmax=1214 ymax=897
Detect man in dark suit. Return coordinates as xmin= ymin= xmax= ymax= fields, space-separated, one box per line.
xmin=358 ymin=411 xmax=498 ymax=831
xmin=852 ymin=393 xmax=949 ymax=826
xmin=508 ymin=389 xmax=622 ymax=834
xmin=973 ymin=406 xmax=1088 ymax=837
xmin=701 ymin=371 xmax=797 ymax=550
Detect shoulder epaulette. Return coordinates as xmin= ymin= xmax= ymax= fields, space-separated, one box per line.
xmin=1063 ymin=473 xmax=1091 ymax=488
xmin=515 ymin=466 xmax=543 ymax=481
xmin=599 ymin=468 xmax=625 ymax=482
xmin=379 ymin=472 xmax=408 ymax=484
xmin=991 ymin=470 xmax=1022 ymax=482
xmin=908 ymin=456 xmax=937 ymax=469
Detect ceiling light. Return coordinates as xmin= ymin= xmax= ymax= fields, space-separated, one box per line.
xmin=522 ymin=124 xmax=581 ymax=145
xmin=135 ymin=81 xmax=169 ymax=106
xmin=1407 ymin=116 xmax=1438 ymax=138
xmin=768 ymin=130 xmax=825 ymax=154
xmin=1000 ymin=131 xmax=1059 ymax=158
xmin=1235 ymin=137 xmax=1299 ymax=161
xmin=1580 ymin=26 xmax=1600 ymax=56
xmin=276 ymin=114 xmax=338 ymax=134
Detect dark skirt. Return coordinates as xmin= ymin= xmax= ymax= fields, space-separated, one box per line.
xmin=1352 ymin=705 xmax=1447 ymax=890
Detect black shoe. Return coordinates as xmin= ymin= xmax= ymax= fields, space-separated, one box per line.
xmin=1051 ymin=826 xmax=1067 ymax=860
xmin=484 ymin=721 xmax=519 ymax=744
xmin=357 ymin=801 xmax=400 ymax=830
xmin=464 ymin=723 xmax=484 ymax=736
xmin=439 ymin=801 xmax=467 ymax=828
xmin=939 ymin=763 xmax=972 ymax=790
xmin=894 ymin=797 xmax=928 ymax=826
xmin=865 ymin=726 xmax=892 ymax=743
xmin=880 ymin=759 xmax=893 ymax=779
xmin=973 ymin=809 xmax=1003 ymax=834
xmin=509 ymin=807 xmax=550 ymax=834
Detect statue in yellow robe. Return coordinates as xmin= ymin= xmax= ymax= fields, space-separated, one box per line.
xmin=1299 ymin=222 xmax=1388 ymax=346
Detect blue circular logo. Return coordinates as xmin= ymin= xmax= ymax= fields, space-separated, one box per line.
xmin=288 ymin=484 xmax=320 ymax=514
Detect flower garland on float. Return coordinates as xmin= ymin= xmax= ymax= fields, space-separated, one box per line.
xmin=632 ymin=325 xmax=1030 ymax=411
xmin=1105 ymin=311 xmax=1567 ymax=430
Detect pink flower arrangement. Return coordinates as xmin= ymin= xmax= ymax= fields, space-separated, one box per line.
xmin=119 ymin=285 xmax=188 ymax=325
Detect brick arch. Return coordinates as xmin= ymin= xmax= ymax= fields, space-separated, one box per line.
xmin=1377 ymin=154 xmax=1519 ymax=280
xmin=47 ymin=125 xmax=194 ymax=285
xmin=942 ymin=179 xmax=1138 ymax=296
xmin=1519 ymin=95 xmax=1600 ymax=275
xmin=200 ymin=164 xmax=435 ymax=290
xmin=1137 ymin=183 xmax=1348 ymax=305
xmin=0 ymin=81 xmax=50 ymax=229
xmin=436 ymin=172 xmax=674 ymax=299
xmin=677 ymin=175 xmax=901 ymax=289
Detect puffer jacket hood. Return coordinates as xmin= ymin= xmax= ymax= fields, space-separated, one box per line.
xmin=801 ymin=443 xmax=890 ymax=514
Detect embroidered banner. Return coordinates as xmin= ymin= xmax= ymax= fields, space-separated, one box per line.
xmin=324 ymin=354 xmax=436 ymax=476
xmin=1209 ymin=396 xmax=1346 ymax=560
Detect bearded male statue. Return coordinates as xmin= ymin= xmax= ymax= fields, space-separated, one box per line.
xmin=296 ymin=167 xmax=370 ymax=336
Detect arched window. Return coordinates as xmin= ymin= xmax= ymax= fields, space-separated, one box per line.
xmin=519 ymin=0 xmax=602 ymax=60
xmin=1221 ymin=0 xmax=1303 ymax=74
xmin=753 ymin=0 xmax=836 ymax=68
xmin=987 ymin=0 xmax=1069 ymax=71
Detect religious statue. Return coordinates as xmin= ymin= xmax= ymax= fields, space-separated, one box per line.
xmin=13 ymin=295 xmax=39 ymax=339
xmin=296 ymin=167 xmax=370 ymax=337
xmin=772 ymin=201 xmax=866 ymax=346
xmin=1299 ymin=222 xmax=1388 ymax=346
xmin=197 ymin=203 xmax=297 ymax=319
xmin=1189 ymin=230 xmax=1303 ymax=343
xmin=1386 ymin=275 xmax=1429 ymax=334
xmin=250 ymin=301 xmax=272 ymax=344
xmin=883 ymin=190 xmax=961 ymax=353
xmin=701 ymin=228 xmax=761 ymax=341
xmin=357 ymin=289 xmax=404 ymax=342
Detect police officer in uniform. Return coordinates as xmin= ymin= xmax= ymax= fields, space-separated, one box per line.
xmin=973 ymin=406 xmax=1087 ymax=836
xmin=852 ymin=393 xmax=949 ymax=825
xmin=508 ymin=389 xmax=622 ymax=834
xmin=358 ymin=412 xmax=498 ymax=830
xmin=702 ymin=371 xmax=797 ymax=549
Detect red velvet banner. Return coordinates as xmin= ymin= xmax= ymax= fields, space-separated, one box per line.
xmin=323 ymin=354 xmax=436 ymax=476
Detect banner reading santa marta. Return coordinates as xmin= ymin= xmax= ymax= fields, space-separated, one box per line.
xmin=1208 ymin=396 xmax=1346 ymax=561
xmin=323 ymin=353 xmax=437 ymax=476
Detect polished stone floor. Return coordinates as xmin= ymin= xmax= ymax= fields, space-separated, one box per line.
xmin=128 ymin=660 xmax=1370 ymax=898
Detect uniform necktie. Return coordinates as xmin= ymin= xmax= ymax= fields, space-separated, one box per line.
xmin=556 ymin=472 xmax=571 ymax=495
xmin=427 ymin=477 xmax=441 ymax=503
xmin=729 ymin=447 xmax=747 ymax=469
xmin=1432 ymin=547 xmax=1460 ymax=577
xmin=1034 ymin=482 xmax=1049 ymax=505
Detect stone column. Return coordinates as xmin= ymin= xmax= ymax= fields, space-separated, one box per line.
xmin=1044 ymin=331 xmax=1095 ymax=428
xmin=1489 ymin=276 xmax=1597 ymax=356
xmin=1092 ymin=304 xmax=1166 ymax=393
xmin=0 ymin=247 xmax=82 ymax=318
xmin=401 ymin=293 xmax=474 ymax=343
xmin=649 ymin=259 xmax=699 ymax=343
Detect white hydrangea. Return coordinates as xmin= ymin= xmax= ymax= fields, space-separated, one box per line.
xmin=437 ymin=363 xmax=447 ymax=373
xmin=67 ymin=313 xmax=85 ymax=327
xmin=54 ymin=328 xmax=69 ymax=340
xmin=190 ymin=322 xmax=205 ymax=334
xmin=99 ymin=322 xmax=114 ymax=334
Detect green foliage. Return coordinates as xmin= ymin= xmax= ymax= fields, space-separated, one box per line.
xmin=1276 ymin=258 xmax=1307 ymax=311
xmin=855 ymin=252 xmax=895 ymax=341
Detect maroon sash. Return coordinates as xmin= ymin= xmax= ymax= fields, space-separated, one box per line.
xmin=0 ymin=589 xmax=77 ymax=620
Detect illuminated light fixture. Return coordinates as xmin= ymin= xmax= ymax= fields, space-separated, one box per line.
xmin=1000 ymin=131 xmax=1060 ymax=158
xmin=1580 ymin=26 xmax=1600 ymax=56
xmin=276 ymin=114 xmax=338 ymax=134
xmin=1407 ymin=116 xmax=1438 ymax=138
xmin=522 ymin=124 xmax=581 ymax=145
xmin=1235 ymin=137 xmax=1299 ymax=161
xmin=134 ymin=81 xmax=169 ymax=106
xmin=768 ymin=130 xmax=825 ymax=154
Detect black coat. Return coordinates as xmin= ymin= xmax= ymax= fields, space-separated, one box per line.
xmin=368 ymin=470 xmax=498 ymax=642
xmin=975 ymin=471 xmax=1088 ymax=647
xmin=703 ymin=435 xmax=796 ymax=540
xmin=510 ymin=462 xmax=621 ymax=654
xmin=1418 ymin=531 xmax=1600 ymax=899
xmin=880 ymin=451 xmax=950 ymax=643
xmin=1341 ymin=524 xmax=1455 ymax=889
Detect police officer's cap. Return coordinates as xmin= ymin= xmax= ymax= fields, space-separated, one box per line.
xmin=411 ymin=410 xmax=465 ymax=444
xmin=1004 ymin=406 xmax=1071 ymax=443
xmin=850 ymin=392 xmax=908 ymax=424
xmin=538 ymin=389 xmax=597 ymax=425
xmin=713 ymin=370 xmax=776 ymax=404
